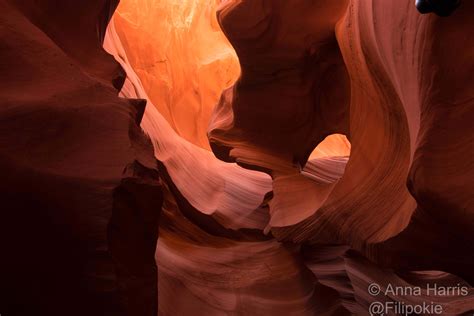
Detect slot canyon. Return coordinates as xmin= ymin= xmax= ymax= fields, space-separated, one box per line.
xmin=0 ymin=0 xmax=473 ymax=315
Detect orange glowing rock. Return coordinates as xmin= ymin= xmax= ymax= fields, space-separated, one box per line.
xmin=309 ymin=134 xmax=351 ymax=159
xmin=111 ymin=0 xmax=240 ymax=150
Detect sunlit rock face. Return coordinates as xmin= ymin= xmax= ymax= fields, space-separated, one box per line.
xmin=110 ymin=0 xmax=240 ymax=150
xmin=309 ymin=134 xmax=351 ymax=160
xmin=104 ymin=0 xmax=473 ymax=314
xmin=105 ymin=0 xmax=355 ymax=314
xmin=1 ymin=0 xmax=472 ymax=315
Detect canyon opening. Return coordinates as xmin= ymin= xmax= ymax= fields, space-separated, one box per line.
xmin=0 ymin=0 xmax=472 ymax=315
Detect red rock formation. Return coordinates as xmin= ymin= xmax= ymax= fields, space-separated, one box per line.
xmin=0 ymin=1 xmax=162 ymax=315
xmin=215 ymin=0 xmax=474 ymax=313
xmin=110 ymin=0 xmax=240 ymax=150
xmin=1 ymin=0 xmax=473 ymax=315
xmin=105 ymin=0 xmax=473 ymax=314
xmin=209 ymin=0 xmax=351 ymax=166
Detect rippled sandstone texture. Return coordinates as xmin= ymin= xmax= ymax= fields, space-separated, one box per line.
xmin=106 ymin=0 xmax=473 ymax=315
xmin=1 ymin=0 xmax=473 ymax=315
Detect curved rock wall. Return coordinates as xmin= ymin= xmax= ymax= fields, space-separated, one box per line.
xmin=107 ymin=0 xmax=473 ymax=314
xmin=111 ymin=0 xmax=240 ymax=150
xmin=1 ymin=0 xmax=472 ymax=315
xmin=0 ymin=1 xmax=162 ymax=315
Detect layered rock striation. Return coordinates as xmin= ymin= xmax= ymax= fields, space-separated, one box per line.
xmin=1 ymin=0 xmax=472 ymax=315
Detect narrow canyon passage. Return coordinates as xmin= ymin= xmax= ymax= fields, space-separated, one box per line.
xmin=102 ymin=0 xmax=473 ymax=315
xmin=0 ymin=0 xmax=472 ymax=315
xmin=104 ymin=1 xmax=353 ymax=314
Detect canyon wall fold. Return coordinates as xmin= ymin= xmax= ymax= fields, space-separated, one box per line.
xmin=1 ymin=0 xmax=472 ymax=315
xmin=106 ymin=0 xmax=473 ymax=314
xmin=0 ymin=1 xmax=162 ymax=315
